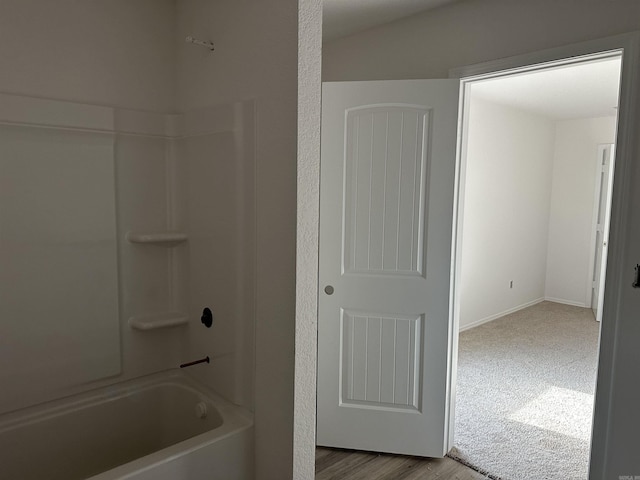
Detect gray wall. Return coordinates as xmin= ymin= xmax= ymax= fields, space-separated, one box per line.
xmin=323 ymin=0 xmax=640 ymax=81
xmin=0 ymin=0 xmax=176 ymax=112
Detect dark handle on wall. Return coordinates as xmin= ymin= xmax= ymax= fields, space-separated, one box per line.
xmin=180 ymin=356 xmax=210 ymax=368
xmin=633 ymin=265 xmax=640 ymax=288
xmin=201 ymin=307 xmax=213 ymax=328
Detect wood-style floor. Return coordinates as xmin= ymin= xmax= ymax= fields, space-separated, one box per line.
xmin=316 ymin=447 xmax=489 ymax=480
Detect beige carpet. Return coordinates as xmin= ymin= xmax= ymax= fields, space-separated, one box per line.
xmin=450 ymin=301 xmax=600 ymax=480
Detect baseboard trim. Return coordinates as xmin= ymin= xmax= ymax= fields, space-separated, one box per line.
xmin=544 ymin=296 xmax=588 ymax=308
xmin=459 ymin=297 xmax=545 ymax=332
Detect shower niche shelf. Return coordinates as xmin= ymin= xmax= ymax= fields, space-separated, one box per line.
xmin=126 ymin=232 xmax=188 ymax=246
xmin=129 ymin=312 xmax=189 ymax=331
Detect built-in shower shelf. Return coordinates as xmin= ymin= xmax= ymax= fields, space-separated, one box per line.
xmin=129 ymin=312 xmax=189 ymax=331
xmin=126 ymin=232 xmax=188 ymax=245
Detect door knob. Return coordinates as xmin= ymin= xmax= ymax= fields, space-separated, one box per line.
xmin=324 ymin=285 xmax=334 ymax=295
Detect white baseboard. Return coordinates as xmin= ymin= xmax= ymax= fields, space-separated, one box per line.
xmin=459 ymin=297 xmax=545 ymax=332
xmin=544 ymin=296 xmax=588 ymax=308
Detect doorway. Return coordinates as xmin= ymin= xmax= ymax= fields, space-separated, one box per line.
xmin=451 ymin=53 xmax=622 ymax=479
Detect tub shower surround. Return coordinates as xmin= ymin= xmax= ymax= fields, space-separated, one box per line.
xmin=0 ymin=92 xmax=256 ymax=478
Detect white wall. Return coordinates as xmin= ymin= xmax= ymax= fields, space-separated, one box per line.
xmin=175 ymin=1 xmax=298 ymax=478
xmin=460 ymin=104 xmax=618 ymax=328
xmin=0 ymin=0 xmax=176 ymax=112
xmin=323 ymin=0 xmax=640 ymax=81
xmin=459 ymin=97 xmax=556 ymax=330
xmin=545 ymin=116 xmax=617 ymax=306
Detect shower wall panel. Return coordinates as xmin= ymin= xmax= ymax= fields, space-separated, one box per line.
xmin=175 ymin=101 xmax=256 ymax=409
xmin=115 ymin=134 xmax=189 ymax=376
xmin=0 ymin=125 xmax=120 ymax=414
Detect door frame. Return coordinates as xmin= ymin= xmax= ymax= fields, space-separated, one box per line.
xmin=448 ymin=33 xmax=639 ymax=477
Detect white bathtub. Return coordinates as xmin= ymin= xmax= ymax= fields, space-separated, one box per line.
xmin=0 ymin=371 xmax=253 ymax=480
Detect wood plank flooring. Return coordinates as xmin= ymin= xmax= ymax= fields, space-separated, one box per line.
xmin=316 ymin=447 xmax=489 ymax=480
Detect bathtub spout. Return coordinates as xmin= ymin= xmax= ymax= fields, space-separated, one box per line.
xmin=180 ymin=356 xmax=210 ymax=368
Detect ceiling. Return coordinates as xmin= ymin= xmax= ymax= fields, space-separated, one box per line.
xmin=470 ymin=57 xmax=622 ymax=120
xmin=323 ymin=0 xmax=459 ymax=41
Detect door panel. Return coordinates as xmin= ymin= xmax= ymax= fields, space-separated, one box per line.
xmin=343 ymin=105 xmax=428 ymax=277
xmin=341 ymin=310 xmax=422 ymax=410
xmin=317 ymin=80 xmax=459 ymax=457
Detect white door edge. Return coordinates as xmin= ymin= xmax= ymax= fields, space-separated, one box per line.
xmin=588 ymin=144 xmax=612 ymax=317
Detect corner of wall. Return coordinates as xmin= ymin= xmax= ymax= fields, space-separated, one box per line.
xmin=294 ymin=1 xmax=323 ymax=478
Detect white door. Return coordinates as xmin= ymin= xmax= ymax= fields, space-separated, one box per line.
xmin=317 ymin=80 xmax=459 ymax=457
xmin=592 ymin=144 xmax=615 ymax=322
